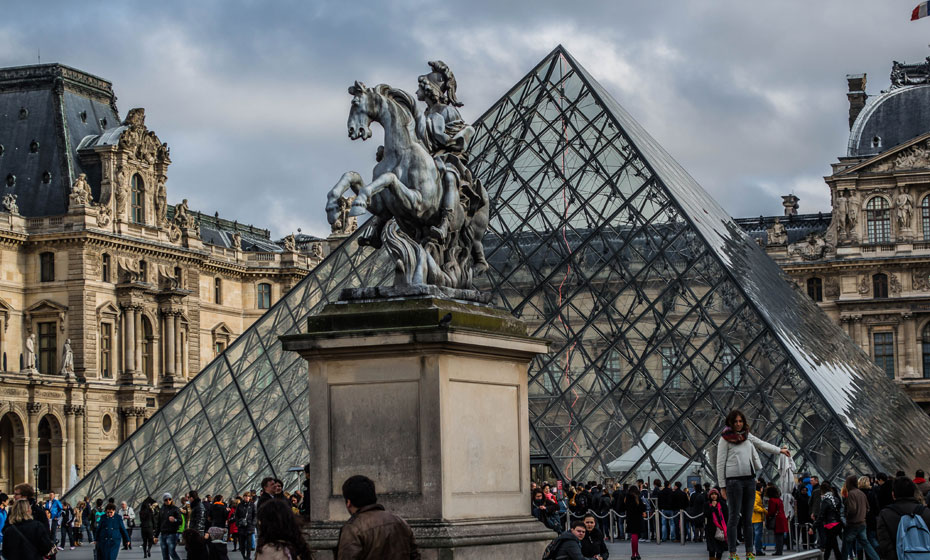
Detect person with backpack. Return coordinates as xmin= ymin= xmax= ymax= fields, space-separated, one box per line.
xmin=816 ymin=481 xmax=844 ymax=560
xmin=877 ymin=476 xmax=930 ymax=560
xmin=543 ymin=518 xmax=602 ymax=560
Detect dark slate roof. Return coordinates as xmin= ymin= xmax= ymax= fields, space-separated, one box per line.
xmin=165 ymin=205 xmax=282 ymax=252
xmin=0 ymin=64 xmax=119 ymax=216
xmin=848 ymin=84 xmax=930 ymax=158
xmin=734 ymin=213 xmax=831 ymax=245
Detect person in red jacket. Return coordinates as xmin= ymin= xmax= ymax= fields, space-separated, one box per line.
xmin=765 ymin=486 xmax=789 ymax=556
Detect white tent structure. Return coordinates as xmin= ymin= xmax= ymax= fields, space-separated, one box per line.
xmin=607 ymin=429 xmax=707 ymax=484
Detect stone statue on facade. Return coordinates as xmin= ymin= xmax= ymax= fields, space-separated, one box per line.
xmin=835 ymin=189 xmax=850 ymax=234
xmin=155 ymin=176 xmax=168 ymax=225
xmin=175 ymin=199 xmax=193 ymax=228
xmin=766 ymin=218 xmax=788 ymax=246
xmin=789 ymin=231 xmax=830 ymax=261
xmin=325 ymin=61 xmax=489 ymax=290
xmin=69 ymin=173 xmax=93 ymax=208
xmin=330 ymin=195 xmax=357 ymax=235
xmin=24 ymin=333 xmax=36 ymax=371
xmin=283 ymin=234 xmax=297 ymax=252
xmin=894 ymin=187 xmax=914 ymax=229
xmin=114 ymin=165 xmax=128 ymax=218
xmin=60 ymin=339 xmax=74 ymax=376
xmin=232 ymin=231 xmax=242 ymax=249
xmin=311 ymin=242 xmax=324 ymax=260
xmin=2 ymin=193 xmax=19 ymax=215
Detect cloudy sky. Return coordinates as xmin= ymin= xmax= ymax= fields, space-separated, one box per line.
xmin=3 ymin=1 xmax=927 ymax=237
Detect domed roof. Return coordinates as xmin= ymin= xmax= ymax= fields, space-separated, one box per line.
xmin=849 ymin=84 xmax=930 ymax=157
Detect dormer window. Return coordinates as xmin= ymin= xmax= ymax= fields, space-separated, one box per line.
xmin=871 ymin=136 xmax=882 ymax=149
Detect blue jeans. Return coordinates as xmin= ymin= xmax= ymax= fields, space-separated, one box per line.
xmin=160 ymin=533 xmax=181 ymax=560
xmin=661 ymin=509 xmax=677 ymax=541
xmin=841 ymin=524 xmax=879 ymax=560
xmin=753 ymin=521 xmax=764 ymax=553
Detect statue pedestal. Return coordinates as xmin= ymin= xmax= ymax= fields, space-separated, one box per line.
xmin=281 ymin=296 xmax=552 ymax=559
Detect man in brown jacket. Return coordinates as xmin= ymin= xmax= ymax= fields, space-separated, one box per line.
xmin=336 ymin=475 xmax=420 ymax=560
xmin=841 ymin=475 xmax=879 ymax=560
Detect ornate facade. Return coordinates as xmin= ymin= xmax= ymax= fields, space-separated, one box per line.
xmin=0 ymin=64 xmax=334 ymax=494
xmin=737 ymin=60 xmax=930 ymax=413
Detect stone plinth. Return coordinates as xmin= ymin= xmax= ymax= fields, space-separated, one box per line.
xmin=280 ymin=296 xmax=552 ymax=559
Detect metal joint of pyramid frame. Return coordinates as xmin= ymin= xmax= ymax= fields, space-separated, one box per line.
xmin=66 ymin=45 xmax=930 ymax=505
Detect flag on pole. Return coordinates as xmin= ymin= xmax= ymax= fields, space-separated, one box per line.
xmin=913 ymin=2 xmax=929 ymax=20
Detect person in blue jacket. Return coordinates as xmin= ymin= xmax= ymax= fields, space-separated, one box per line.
xmin=0 ymin=492 xmax=8 ymax=549
xmin=94 ymin=503 xmax=129 ymax=560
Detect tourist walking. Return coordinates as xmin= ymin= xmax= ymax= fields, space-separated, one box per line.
xmin=715 ymin=408 xmax=791 ymax=559
xmin=859 ymin=476 xmax=881 ymax=553
xmin=840 ymin=475 xmax=879 ymax=560
xmin=255 ymin=499 xmax=312 ymax=560
xmin=138 ymin=497 xmax=156 ymax=558
xmin=189 ymin=490 xmax=207 ymax=534
xmin=705 ymin=488 xmax=728 ymax=560
xmin=815 ymin=481 xmax=843 ymax=560
xmin=336 ymin=474 xmax=419 ymax=560
xmin=209 ymin=495 xmax=228 ymax=529
xmin=624 ymin=486 xmax=646 ymax=560
xmin=235 ymin=492 xmax=257 ymax=560
xmin=764 ymin=486 xmax=788 ymax=556
xmin=157 ymin=493 xmax=183 ymax=560
xmin=95 ymin=503 xmax=129 ymax=560
xmin=118 ymin=500 xmax=135 ymax=550
xmin=228 ymin=498 xmax=240 ymax=551
xmin=1 ymin=499 xmax=56 ymax=559
xmin=73 ymin=500 xmax=84 ymax=546
xmin=181 ymin=529 xmax=210 ymax=560
xmin=60 ymin=501 xmax=75 ymax=550
xmin=0 ymin=493 xmax=9 ymax=552
xmin=689 ymin=483 xmax=706 ymax=543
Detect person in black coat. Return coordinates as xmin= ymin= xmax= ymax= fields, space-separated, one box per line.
xmin=138 ymin=497 xmax=156 ymax=559
xmin=624 ymin=487 xmax=646 ymax=560
xmin=188 ymin=490 xmax=206 ymax=533
xmin=877 ymin=476 xmax=930 ymax=560
xmin=2 ymin=499 xmax=56 ymax=560
xmin=547 ymin=520 xmax=601 ymax=560
xmin=704 ymin=488 xmax=728 ymax=560
xmin=688 ymin=483 xmax=706 ymax=542
xmin=208 ymin=495 xmax=228 ymax=529
xmin=580 ymin=514 xmax=609 ymax=559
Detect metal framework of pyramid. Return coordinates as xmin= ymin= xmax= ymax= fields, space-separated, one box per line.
xmin=66 ymin=46 xmax=930 ymax=505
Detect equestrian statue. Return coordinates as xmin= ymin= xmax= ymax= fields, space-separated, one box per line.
xmin=325 ymin=61 xmax=489 ymax=289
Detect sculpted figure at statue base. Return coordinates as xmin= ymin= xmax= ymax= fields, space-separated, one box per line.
xmin=325 ymin=61 xmax=489 ymax=291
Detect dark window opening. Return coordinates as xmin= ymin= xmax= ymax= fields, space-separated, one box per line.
xmin=807 ymin=277 xmax=823 ymax=302
xmin=874 ymin=332 xmax=895 ymax=378
xmin=39 ymin=252 xmax=54 ymax=282
xmin=873 ymin=273 xmax=888 ymax=299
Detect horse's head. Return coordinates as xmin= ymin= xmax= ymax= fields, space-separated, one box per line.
xmin=347 ymin=81 xmax=374 ymax=141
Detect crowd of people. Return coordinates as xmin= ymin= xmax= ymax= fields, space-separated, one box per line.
xmin=0 ymin=468 xmax=424 ymax=560
xmin=533 ymin=409 xmax=930 ymax=560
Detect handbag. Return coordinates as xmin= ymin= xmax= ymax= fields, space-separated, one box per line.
xmin=715 ymin=526 xmax=726 ymax=541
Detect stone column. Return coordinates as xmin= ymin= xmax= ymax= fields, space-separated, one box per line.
xmin=135 ymin=309 xmax=144 ymax=374
xmin=174 ymin=315 xmax=182 ymax=378
xmin=164 ymin=312 xmax=175 ymax=380
xmin=281 ymin=296 xmax=553 ymax=559
xmin=64 ymin=406 xmax=76 ymax=475
xmin=124 ymin=307 xmax=136 ymax=375
xmin=26 ymin=403 xmax=41 ymax=485
xmin=73 ymin=406 xmax=84 ymax=475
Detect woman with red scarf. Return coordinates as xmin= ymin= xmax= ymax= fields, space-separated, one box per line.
xmin=715 ymin=409 xmax=791 ymax=560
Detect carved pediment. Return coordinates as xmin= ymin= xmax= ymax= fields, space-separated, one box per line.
xmin=212 ymin=322 xmax=233 ymax=340
xmin=866 ymin=139 xmax=930 ymax=173
xmin=788 ymin=232 xmax=831 ymax=261
xmin=24 ymin=299 xmax=67 ymax=331
xmin=96 ymin=301 xmax=120 ymax=321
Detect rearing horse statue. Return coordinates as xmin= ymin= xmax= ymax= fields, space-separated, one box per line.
xmin=325 ymin=79 xmax=486 ymax=289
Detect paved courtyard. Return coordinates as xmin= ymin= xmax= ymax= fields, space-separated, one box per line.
xmin=53 ymin=539 xmax=820 ymax=560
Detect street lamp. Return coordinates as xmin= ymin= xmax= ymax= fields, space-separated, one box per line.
xmin=33 ymin=464 xmax=40 ymax=493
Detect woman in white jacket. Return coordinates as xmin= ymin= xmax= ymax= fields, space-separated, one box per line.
xmin=716 ymin=409 xmax=790 ymax=560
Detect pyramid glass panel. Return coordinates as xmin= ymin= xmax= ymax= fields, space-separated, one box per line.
xmin=68 ymin=46 xmax=930 ymax=506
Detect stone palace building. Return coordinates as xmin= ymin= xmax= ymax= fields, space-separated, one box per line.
xmin=737 ymin=56 xmax=930 ymax=414
xmin=0 ymin=63 xmax=350 ymax=494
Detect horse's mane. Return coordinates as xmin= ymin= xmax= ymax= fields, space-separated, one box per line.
xmin=375 ymin=84 xmax=419 ymax=122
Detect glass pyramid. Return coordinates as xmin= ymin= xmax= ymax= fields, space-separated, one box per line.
xmin=66 ymin=46 xmax=930 ymax=505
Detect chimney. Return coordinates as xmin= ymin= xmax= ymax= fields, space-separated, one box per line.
xmin=847 ymin=73 xmax=867 ymax=130
xmin=782 ymin=194 xmax=799 ymax=217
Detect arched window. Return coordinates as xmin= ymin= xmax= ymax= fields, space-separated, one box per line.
xmin=873 ymin=273 xmax=888 ymax=299
xmin=131 ymin=174 xmax=144 ymax=224
xmin=866 ymin=197 xmax=891 ymax=244
xmin=214 ymin=277 xmax=222 ymax=305
xmin=257 ymin=283 xmax=271 ymax=309
xmin=922 ymin=195 xmax=930 ymax=240
xmin=807 ymin=277 xmax=823 ymax=302
xmin=102 ymin=253 xmax=111 ymax=283
xmin=922 ymin=324 xmax=930 ymax=379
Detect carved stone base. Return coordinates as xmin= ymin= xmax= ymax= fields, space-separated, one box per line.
xmin=303 ymin=516 xmax=552 ymax=560
xmin=340 ymin=284 xmax=491 ymax=304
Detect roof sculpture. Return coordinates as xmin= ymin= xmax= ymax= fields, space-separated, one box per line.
xmin=66 ymin=46 xmax=930 ymax=505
